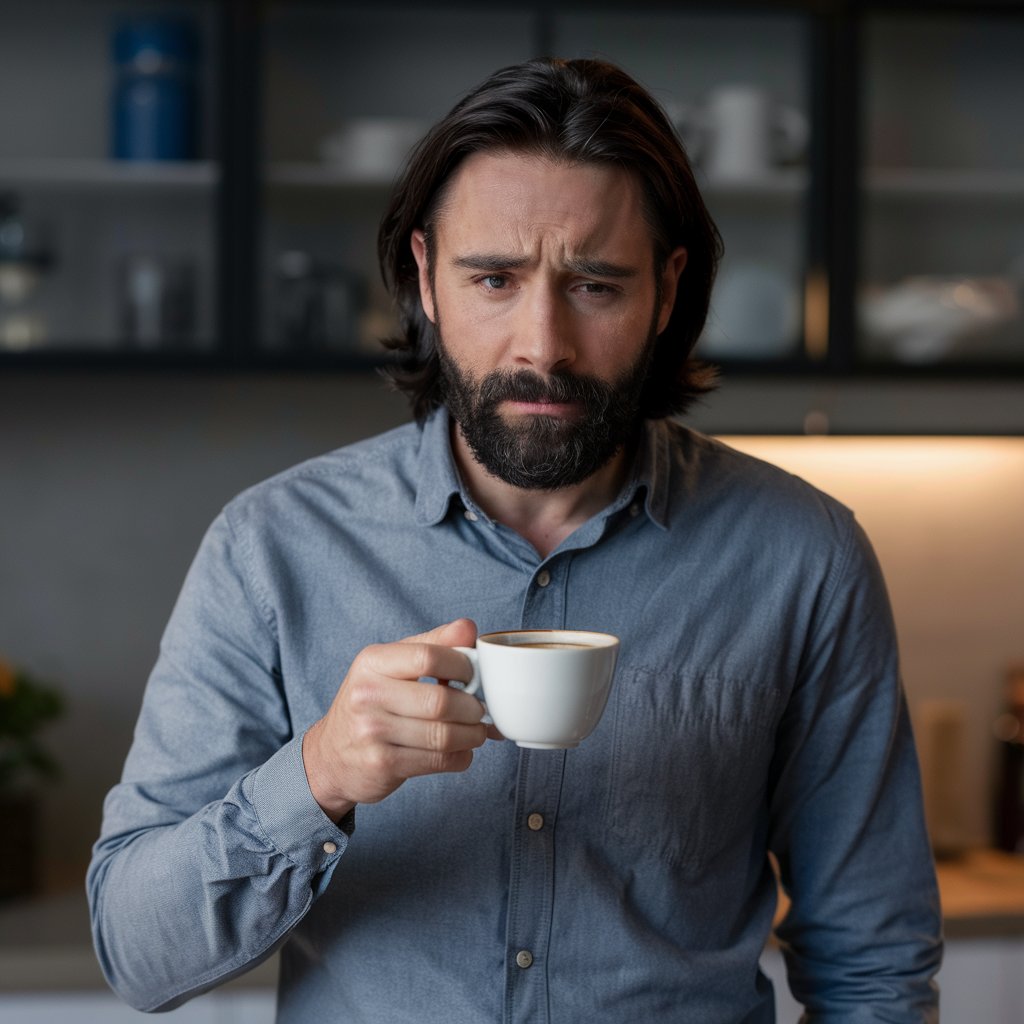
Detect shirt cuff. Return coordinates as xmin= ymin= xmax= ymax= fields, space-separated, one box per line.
xmin=246 ymin=734 xmax=351 ymax=872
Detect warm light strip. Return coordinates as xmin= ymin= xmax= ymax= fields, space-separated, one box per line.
xmin=722 ymin=435 xmax=1023 ymax=468
xmin=718 ymin=436 xmax=1024 ymax=498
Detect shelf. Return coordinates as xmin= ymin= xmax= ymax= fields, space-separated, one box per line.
xmin=0 ymin=347 xmax=396 ymax=373
xmin=266 ymin=162 xmax=398 ymax=190
xmin=867 ymin=168 xmax=1024 ymax=201
xmin=0 ymin=158 xmax=219 ymax=191
xmin=265 ymin=162 xmax=810 ymax=205
xmin=698 ymin=168 xmax=808 ymax=201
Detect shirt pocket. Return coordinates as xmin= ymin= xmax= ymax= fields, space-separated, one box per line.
xmin=604 ymin=666 xmax=782 ymax=876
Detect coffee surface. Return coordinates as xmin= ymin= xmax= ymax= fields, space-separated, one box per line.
xmin=509 ymin=641 xmax=592 ymax=650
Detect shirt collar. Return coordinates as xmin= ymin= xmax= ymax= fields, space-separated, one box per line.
xmin=625 ymin=418 xmax=671 ymax=531
xmin=413 ymin=408 xmax=464 ymax=527
xmin=413 ymin=407 xmax=673 ymax=531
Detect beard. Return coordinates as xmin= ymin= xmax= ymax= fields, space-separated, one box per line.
xmin=437 ymin=325 xmax=657 ymax=491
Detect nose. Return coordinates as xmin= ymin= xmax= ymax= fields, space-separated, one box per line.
xmin=510 ymin=281 xmax=577 ymax=375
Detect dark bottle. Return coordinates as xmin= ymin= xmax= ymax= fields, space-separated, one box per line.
xmin=994 ymin=664 xmax=1024 ymax=854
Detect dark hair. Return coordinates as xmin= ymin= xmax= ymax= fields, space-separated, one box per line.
xmin=377 ymin=57 xmax=722 ymax=422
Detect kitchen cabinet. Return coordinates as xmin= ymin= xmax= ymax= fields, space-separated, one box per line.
xmin=1 ymin=1 xmax=1021 ymax=394
xmin=0 ymin=0 xmax=222 ymax=356
xmin=858 ymin=8 xmax=1024 ymax=369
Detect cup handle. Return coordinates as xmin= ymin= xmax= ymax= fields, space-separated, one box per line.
xmin=452 ymin=646 xmax=481 ymax=697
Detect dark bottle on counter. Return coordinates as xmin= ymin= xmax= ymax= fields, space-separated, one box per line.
xmin=994 ymin=664 xmax=1024 ymax=854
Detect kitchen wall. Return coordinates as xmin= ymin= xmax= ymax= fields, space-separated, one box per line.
xmin=1 ymin=372 xmax=1022 ymax=880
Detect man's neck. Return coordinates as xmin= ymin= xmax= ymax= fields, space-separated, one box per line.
xmin=450 ymin=422 xmax=634 ymax=560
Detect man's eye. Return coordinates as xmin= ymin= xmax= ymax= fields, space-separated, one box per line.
xmin=579 ymin=282 xmax=613 ymax=295
xmin=480 ymin=275 xmax=507 ymax=290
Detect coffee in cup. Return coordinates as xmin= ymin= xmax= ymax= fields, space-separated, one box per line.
xmin=454 ymin=629 xmax=619 ymax=749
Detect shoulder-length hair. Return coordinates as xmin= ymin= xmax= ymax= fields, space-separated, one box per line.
xmin=377 ymin=57 xmax=723 ymax=422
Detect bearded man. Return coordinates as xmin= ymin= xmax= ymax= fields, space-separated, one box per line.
xmin=89 ymin=58 xmax=941 ymax=1023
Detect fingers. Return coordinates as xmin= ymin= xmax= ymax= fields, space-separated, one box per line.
xmin=375 ymin=708 xmax=489 ymax=756
xmin=345 ymin=674 xmax=487 ymax=741
xmin=360 ymin=640 xmax=477 ymax=695
xmin=352 ymin=740 xmax=477 ymax=788
xmin=400 ymin=617 xmax=478 ymax=650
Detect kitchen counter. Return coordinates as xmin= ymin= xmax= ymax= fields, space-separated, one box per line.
xmin=768 ymin=847 xmax=1024 ymax=941
xmin=935 ymin=848 xmax=1024 ymax=939
xmin=2 ymin=850 xmax=1023 ymax=992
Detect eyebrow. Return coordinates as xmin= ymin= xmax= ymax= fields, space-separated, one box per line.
xmin=451 ymin=252 xmax=639 ymax=278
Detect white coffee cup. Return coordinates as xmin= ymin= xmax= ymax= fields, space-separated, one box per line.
xmin=454 ymin=630 xmax=619 ymax=749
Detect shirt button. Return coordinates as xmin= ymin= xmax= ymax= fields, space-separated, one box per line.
xmin=323 ymin=841 xmax=338 ymax=855
xmin=515 ymin=949 xmax=534 ymax=969
xmin=536 ymin=569 xmax=551 ymax=587
xmin=464 ymin=510 xmax=478 ymax=522
xmin=527 ymin=812 xmax=544 ymax=831
xmin=629 ymin=502 xmax=642 ymax=517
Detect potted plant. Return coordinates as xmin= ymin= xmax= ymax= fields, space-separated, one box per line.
xmin=0 ymin=658 xmax=64 ymax=900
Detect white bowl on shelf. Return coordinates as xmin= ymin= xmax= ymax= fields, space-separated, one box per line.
xmin=317 ymin=118 xmax=428 ymax=181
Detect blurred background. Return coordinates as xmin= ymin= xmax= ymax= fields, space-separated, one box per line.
xmin=1 ymin=0 xmax=1023 ymax=1020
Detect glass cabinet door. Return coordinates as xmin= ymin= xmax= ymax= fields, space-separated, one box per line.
xmin=859 ymin=11 xmax=1024 ymax=367
xmin=258 ymin=3 xmax=537 ymax=361
xmin=553 ymin=10 xmax=814 ymax=365
xmin=0 ymin=0 xmax=221 ymax=357
xmin=258 ymin=3 xmax=814 ymax=368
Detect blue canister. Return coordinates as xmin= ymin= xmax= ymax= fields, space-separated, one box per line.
xmin=112 ymin=17 xmax=199 ymax=161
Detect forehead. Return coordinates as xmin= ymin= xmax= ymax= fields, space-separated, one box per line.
xmin=431 ymin=150 xmax=654 ymax=262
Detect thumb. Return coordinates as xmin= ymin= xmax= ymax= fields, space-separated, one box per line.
xmin=401 ymin=617 xmax=478 ymax=649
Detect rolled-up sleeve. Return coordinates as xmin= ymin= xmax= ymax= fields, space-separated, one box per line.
xmin=86 ymin=510 xmax=349 ymax=1012
xmin=768 ymin=519 xmax=943 ymax=1021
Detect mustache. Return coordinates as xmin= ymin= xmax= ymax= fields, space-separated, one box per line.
xmin=476 ymin=369 xmax=615 ymax=409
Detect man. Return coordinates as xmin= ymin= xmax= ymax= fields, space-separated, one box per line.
xmin=88 ymin=58 xmax=942 ymax=1021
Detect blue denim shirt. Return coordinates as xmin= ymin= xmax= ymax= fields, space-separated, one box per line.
xmin=88 ymin=410 xmax=941 ymax=1022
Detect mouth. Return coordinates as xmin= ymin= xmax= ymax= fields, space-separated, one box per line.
xmin=502 ymin=399 xmax=582 ymax=418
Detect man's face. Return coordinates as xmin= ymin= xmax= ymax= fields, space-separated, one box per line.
xmin=411 ymin=150 xmax=686 ymax=490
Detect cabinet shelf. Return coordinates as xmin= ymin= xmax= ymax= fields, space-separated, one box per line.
xmin=265 ymin=162 xmax=811 ymax=200
xmin=0 ymin=158 xmax=219 ymax=191
xmin=699 ymin=169 xmax=808 ymax=200
xmin=266 ymin=162 xmax=406 ymax=190
xmin=867 ymin=168 xmax=1024 ymax=201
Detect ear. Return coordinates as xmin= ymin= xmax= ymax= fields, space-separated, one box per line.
xmin=410 ymin=229 xmax=436 ymax=324
xmin=656 ymin=246 xmax=688 ymax=335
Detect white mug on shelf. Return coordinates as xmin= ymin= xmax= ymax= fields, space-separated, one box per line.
xmin=697 ymin=84 xmax=808 ymax=182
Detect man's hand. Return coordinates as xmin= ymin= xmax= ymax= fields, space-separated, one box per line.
xmin=302 ymin=619 xmax=498 ymax=822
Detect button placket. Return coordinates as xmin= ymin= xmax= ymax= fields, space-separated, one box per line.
xmin=503 ymin=555 xmax=569 ymax=1020
xmin=504 ymin=747 xmax=565 ymax=1024
xmin=521 ymin=555 xmax=567 ymax=634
